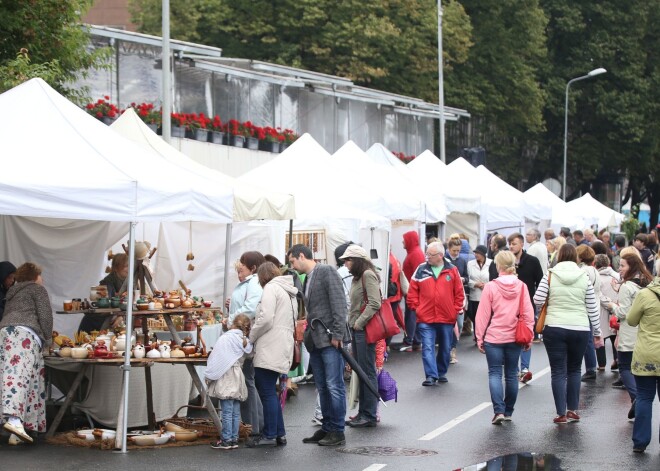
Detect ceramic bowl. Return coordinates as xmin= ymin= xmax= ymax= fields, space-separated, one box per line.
xmin=71 ymin=347 xmax=90 ymax=359
xmin=173 ymin=430 xmax=200 ymax=442
xmin=136 ymin=303 xmax=150 ymax=311
xmin=163 ymin=421 xmax=188 ymax=433
xmin=129 ymin=432 xmax=172 ymax=446
xmin=182 ymin=345 xmax=196 ymax=356
xmin=202 ymin=301 xmax=213 ymax=308
xmin=59 ymin=347 xmax=72 ymax=357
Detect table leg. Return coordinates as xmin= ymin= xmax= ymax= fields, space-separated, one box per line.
xmin=46 ymin=364 xmax=88 ymax=438
xmin=144 ymin=364 xmax=155 ymax=430
xmin=163 ymin=314 xmax=221 ymax=435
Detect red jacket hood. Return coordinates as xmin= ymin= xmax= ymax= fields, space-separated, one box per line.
xmin=403 ymin=231 xmax=420 ymax=253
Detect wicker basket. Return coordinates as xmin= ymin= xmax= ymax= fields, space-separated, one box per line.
xmin=164 ymin=405 xmax=252 ymax=439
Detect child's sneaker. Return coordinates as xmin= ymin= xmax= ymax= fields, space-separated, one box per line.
xmin=230 ymin=440 xmax=239 ymax=449
xmin=211 ymin=439 xmax=233 ymax=450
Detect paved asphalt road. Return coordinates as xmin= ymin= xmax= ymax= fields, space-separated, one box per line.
xmin=2 ymin=334 xmax=660 ymax=470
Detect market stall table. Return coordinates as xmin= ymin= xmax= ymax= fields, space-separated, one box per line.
xmin=52 ymin=307 xmax=224 ymax=443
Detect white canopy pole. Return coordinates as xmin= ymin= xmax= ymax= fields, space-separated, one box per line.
xmin=162 ymin=0 xmax=172 ymax=143
xmin=116 ymin=222 xmax=136 ymax=452
xmin=222 ymin=223 xmax=232 ymax=316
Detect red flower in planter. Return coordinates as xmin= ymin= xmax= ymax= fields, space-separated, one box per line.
xmin=85 ymin=97 xmax=119 ymax=120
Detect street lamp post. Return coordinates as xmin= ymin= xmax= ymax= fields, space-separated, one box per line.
xmin=437 ymin=0 xmax=445 ymax=163
xmin=562 ymin=67 xmax=607 ymax=201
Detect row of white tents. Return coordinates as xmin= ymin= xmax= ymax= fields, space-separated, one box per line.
xmin=1 ymin=78 xmax=627 ymax=340
xmin=0 ymin=78 xmax=626 ymax=449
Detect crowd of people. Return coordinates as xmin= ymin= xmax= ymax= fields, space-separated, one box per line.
xmin=2 ymin=223 xmax=660 ymax=454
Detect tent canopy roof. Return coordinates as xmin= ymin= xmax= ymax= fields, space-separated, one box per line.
xmin=111 ymin=109 xmax=295 ymax=221
xmin=0 ymin=78 xmax=233 ymax=223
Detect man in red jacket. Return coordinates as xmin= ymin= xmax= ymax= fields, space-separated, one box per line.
xmin=401 ymin=231 xmax=426 ymax=351
xmin=407 ymin=241 xmax=465 ymax=385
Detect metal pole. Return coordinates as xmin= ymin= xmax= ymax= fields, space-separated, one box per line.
xmin=437 ymin=1 xmax=446 ymax=163
xmin=162 ymin=0 xmax=171 ymax=143
xmin=562 ymin=68 xmax=607 ymax=201
xmin=222 ymin=223 xmax=232 ymax=312
xmin=117 ymin=221 xmax=136 ymax=452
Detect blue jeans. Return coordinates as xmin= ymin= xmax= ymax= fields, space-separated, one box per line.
xmin=583 ymin=324 xmax=597 ymax=372
xmin=308 ymin=346 xmax=346 ymax=433
xmin=451 ymin=313 xmax=464 ymax=349
xmin=617 ymin=351 xmax=637 ymax=401
xmin=240 ymin=358 xmax=263 ymax=434
xmin=220 ymin=399 xmax=240 ymax=442
xmin=351 ymin=329 xmax=378 ymax=421
xmin=485 ymin=342 xmax=522 ymax=416
xmin=632 ymin=375 xmax=660 ymax=449
xmin=543 ymin=326 xmax=589 ymax=415
xmin=403 ymin=302 xmax=421 ymax=345
xmin=254 ymin=367 xmax=285 ymax=439
xmin=519 ymin=306 xmax=536 ymax=371
xmin=417 ymin=322 xmax=454 ymax=380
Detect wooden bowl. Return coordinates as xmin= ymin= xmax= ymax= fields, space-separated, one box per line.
xmin=163 ymin=421 xmax=188 ymax=433
xmin=136 ymin=303 xmax=150 ymax=311
xmin=182 ymin=345 xmax=196 ymax=356
xmin=173 ymin=430 xmax=200 ymax=442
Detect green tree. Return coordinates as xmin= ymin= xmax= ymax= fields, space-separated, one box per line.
xmin=0 ymin=0 xmax=108 ymax=101
xmin=446 ymin=0 xmax=548 ymax=183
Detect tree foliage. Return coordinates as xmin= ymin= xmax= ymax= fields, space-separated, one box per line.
xmin=0 ymin=0 xmax=108 ymax=101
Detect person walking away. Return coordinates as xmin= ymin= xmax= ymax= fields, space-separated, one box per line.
xmin=401 ymin=231 xmax=425 ymax=351
xmin=446 ymin=237 xmax=468 ymax=364
xmin=594 ymin=254 xmax=620 ymax=371
xmin=548 ymin=236 xmax=567 ymax=268
xmin=626 ymin=274 xmax=660 ymax=453
xmin=289 ymin=245 xmax=350 ymax=447
xmin=207 ymin=314 xmax=253 ymax=450
xmin=407 ymin=241 xmax=464 ymax=386
xmin=476 ymin=251 xmax=534 ymax=424
xmin=0 ymin=262 xmax=53 ymax=444
xmin=467 ymin=245 xmax=491 ymax=343
xmin=607 ymin=254 xmax=653 ymax=420
xmin=577 ymin=245 xmax=601 ymax=382
xmin=247 ymin=262 xmax=297 ymax=447
xmin=533 ymin=244 xmax=602 ymax=424
xmin=340 ymin=245 xmax=381 ymax=428
xmin=507 ymin=233 xmax=543 ymax=383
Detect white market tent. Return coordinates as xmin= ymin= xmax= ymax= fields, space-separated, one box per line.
xmin=566 ymin=192 xmax=625 ymax=230
xmin=364 ymin=143 xmax=447 ymax=223
xmin=0 ymin=78 xmax=234 ymax=450
xmin=110 ymin=108 xmax=297 ymax=304
xmin=408 ymin=152 xmax=483 ymax=246
xmin=238 ymin=134 xmax=391 ymax=275
xmin=475 ymin=165 xmax=525 ymax=238
xmin=523 ymin=183 xmax=584 ymax=232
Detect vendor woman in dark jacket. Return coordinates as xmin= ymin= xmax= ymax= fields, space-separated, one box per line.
xmin=79 ymin=253 xmax=129 ymax=333
xmin=0 ymin=261 xmax=17 ymax=322
xmin=0 ymin=262 xmax=53 ymax=443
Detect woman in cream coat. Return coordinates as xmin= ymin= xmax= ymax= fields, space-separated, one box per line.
xmin=248 ymin=262 xmax=297 ymax=447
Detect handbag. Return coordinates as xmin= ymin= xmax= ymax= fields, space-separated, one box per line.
xmin=289 ymin=297 xmax=302 ymax=370
xmin=535 ymin=272 xmax=552 ymax=334
xmin=609 ymin=315 xmax=620 ymax=330
xmin=515 ymin=287 xmax=533 ymax=345
xmin=361 ymin=275 xmax=400 ymax=344
xmin=377 ymin=369 xmax=398 ymax=402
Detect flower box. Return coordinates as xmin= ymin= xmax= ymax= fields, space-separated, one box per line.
xmin=259 ymin=140 xmax=281 ymax=153
xmin=100 ymin=116 xmax=116 ymax=125
xmin=171 ymin=126 xmax=186 ymax=138
xmin=245 ymin=136 xmax=259 ymax=150
xmin=186 ymin=128 xmax=208 ymax=141
xmin=229 ymin=135 xmax=245 ymax=147
xmin=208 ymin=131 xmax=225 ymax=144
xmin=280 ymin=142 xmax=289 ymax=153
xmin=147 ymin=123 xmax=158 ymax=133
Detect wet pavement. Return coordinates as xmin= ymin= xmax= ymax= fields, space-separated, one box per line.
xmin=2 ymin=336 xmax=659 ymax=470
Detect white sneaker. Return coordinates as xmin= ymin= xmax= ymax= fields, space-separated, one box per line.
xmin=3 ymin=421 xmax=33 ymax=443
xmin=8 ymin=433 xmax=23 ymax=445
xmin=449 ymin=348 xmax=458 ymax=364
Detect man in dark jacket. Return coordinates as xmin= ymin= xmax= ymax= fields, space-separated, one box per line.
xmin=400 ymin=231 xmax=425 ymax=351
xmin=488 ymin=235 xmax=507 ymax=281
xmin=0 ymin=261 xmax=17 ymax=322
xmin=507 ymin=233 xmax=543 ymax=383
xmin=289 ymin=244 xmax=349 ymax=447
xmin=633 ymin=233 xmax=655 ymax=273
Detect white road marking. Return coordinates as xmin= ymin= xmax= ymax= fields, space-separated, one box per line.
xmin=418 ymin=366 xmax=552 ymax=441
xmin=362 ymin=465 xmax=387 ymax=471
xmin=418 ymin=402 xmax=491 ymax=441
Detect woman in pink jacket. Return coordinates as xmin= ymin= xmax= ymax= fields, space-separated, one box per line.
xmin=476 ymin=251 xmax=534 ymax=425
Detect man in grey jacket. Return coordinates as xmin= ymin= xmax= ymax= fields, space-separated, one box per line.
xmin=288 ymin=244 xmax=349 ymax=446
